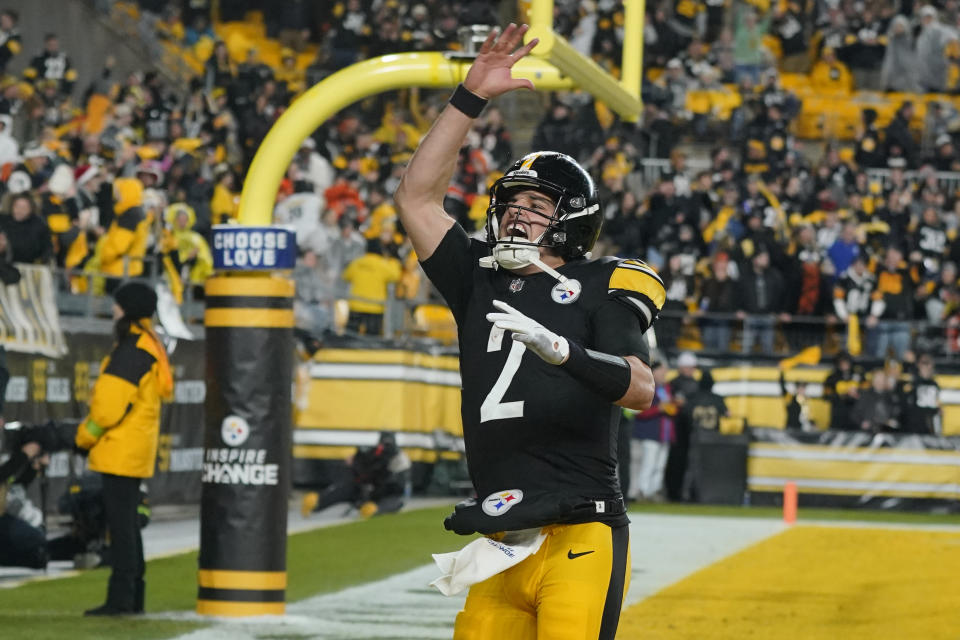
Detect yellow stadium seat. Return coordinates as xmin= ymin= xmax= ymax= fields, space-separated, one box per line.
xmin=413 ymin=304 xmax=458 ymax=344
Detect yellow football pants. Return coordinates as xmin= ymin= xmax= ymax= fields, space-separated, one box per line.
xmin=453 ymin=521 xmax=631 ymax=640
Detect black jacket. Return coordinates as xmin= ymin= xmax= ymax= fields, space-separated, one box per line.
xmin=737 ymin=266 xmax=787 ymax=314
xmin=0 ymin=214 xmax=52 ymax=264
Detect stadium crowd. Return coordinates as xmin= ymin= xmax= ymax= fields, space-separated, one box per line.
xmin=0 ymin=0 xmax=957 ymax=362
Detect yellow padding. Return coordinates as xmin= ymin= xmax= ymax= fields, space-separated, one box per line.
xmin=197 ymin=569 xmax=287 ymax=590
xmin=748 ymin=457 xmax=960 ymax=486
xmin=619 ymin=526 xmax=960 ymax=639
xmin=196 ymin=600 xmax=285 ymax=616
xmin=205 ymin=277 xmax=295 ymax=297
xmin=313 ymin=348 xmax=460 ymax=370
xmin=293 ymin=444 xmax=460 ymax=462
xmin=204 ymin=308 xmax=294 ymax=327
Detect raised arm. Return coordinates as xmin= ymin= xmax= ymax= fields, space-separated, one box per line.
xmin=393 ymin=24 xmax=538 ymax=260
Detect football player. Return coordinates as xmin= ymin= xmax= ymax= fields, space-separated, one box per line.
xmin=394 ymin=24 xmax=664 ymax=640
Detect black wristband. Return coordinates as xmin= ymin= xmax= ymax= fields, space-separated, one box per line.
xmin=561 ymin=341 xmax=632 ymax=402
xmin=449 ymin=83 xmax=488 ymax=118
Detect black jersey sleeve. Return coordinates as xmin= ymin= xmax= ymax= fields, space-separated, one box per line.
xmin=419 ymin=223 xmax=475 ymax=322
xmin=590 ymin=298 xmax=651 ymax=366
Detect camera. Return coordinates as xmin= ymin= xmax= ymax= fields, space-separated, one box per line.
xmin=2 ymin=420 xmax=77 ymax=454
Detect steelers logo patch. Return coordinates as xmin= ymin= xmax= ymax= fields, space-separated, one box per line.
xmin=221 ymin=415 xmax=250 ymax=447
xmin=551 ymin=279 xmax=582 ymax=304
xmin=482 ymin=489 xmax=524 ymax=516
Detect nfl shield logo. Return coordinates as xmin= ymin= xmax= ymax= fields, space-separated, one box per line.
xmin=509 ymin=278 xmax=524 ymax=293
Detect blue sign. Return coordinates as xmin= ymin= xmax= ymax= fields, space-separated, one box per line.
xmin=212 ymin=225 xmax=296 ymax=270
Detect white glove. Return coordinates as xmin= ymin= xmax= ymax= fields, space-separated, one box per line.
xmin=486 ymin=300 xmax=570 ymax=365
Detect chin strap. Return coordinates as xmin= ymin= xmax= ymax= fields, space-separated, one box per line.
xmin=480 ymin=236 xmax=568 ymax=285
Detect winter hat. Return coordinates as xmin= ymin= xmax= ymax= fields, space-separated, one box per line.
xmin=74 ymin=164 xmax=100 ymax=186
xmin=114 ymin=281 xmax=157 ymax=320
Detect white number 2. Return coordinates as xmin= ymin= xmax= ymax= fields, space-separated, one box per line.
xmin=480 ymin=325 xmax=525 ymax=422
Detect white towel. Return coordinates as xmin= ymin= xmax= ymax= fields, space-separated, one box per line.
xmin=430 ymin=528 xmax=547 ymax=596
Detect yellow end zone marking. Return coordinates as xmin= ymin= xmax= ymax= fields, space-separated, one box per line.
xmin=618 ymin=526 xmax=960 ymax=639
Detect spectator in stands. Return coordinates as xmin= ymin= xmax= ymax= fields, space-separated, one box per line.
xmin=665 ymin=351 xmax=699 ymax=502
xmin=927 ymin=134 xmax=960 ymax=172
xmin=531 ymin=98 xmax=584 ymax=161
xmin=23 ymin=33 xmax=76 ymax=99
xmin=842 ymin=8 xmax=886 ymax=91
xmin=881 ymin=15 xmax=920 ymax=93
xmin=771 ymin=1 xmax=807 ymax=72
xmin=854 ymin=109 xmax=884 ymax=169
xmin=916 ymin=5 xmax=953 ymax=93
xmin=809 ymin=47 xmax=853 ymax=95
xmin=868 ymin=246 xmax=917 ymax=360
xmin=341 ymin=238 xmax=402 ymax=336
xmin=0 ymin=9 xmax=20 ymax=75
xmin=737 ymin=248 xmax=787 ymax=354
xmin=627 ymin=360 xmax=675 ymax=502
xmin=160 ymin=203 xmax=213 ymax=290
xmin=884 ymin=102 xmax=919 ymax=169
xmin=823 ymin=351 xmax=862 ymax=430
xmin=94 ymin=178 xmax=149 ymax=289
xmin=0 ymin=114 xmax=17 ymax=168
xmin=0 ymin=193 xmax=52 ymax=264
xmin=898 ymin=353 xmax=942 ymax=435
xmin=851 ymin=369 xmax=900 ymax=432
xmin=210 ymin=165 xmax=239 ymax=224
xmin=0 ymin=229 xmax=20 ymax=284
xmin=699 ymin=253 xmax=738 ymax=351
xmin=293 ymin=248 xmax=335 ymax=337
xmin=301 ymin=431 xmax=411 ymax=519
xmin=732 ymin=6 xmax=771 ymax=84
xmin=780 ymin=370 xmax=815 ymax=431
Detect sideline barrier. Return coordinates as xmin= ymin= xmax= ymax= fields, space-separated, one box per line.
xmin=2 ymin=331 xmax=206 ymax=505
xmin=748 ymin=428 xmax=960 ymax=508
xmin=292 ymin=345 xmax=464 ymax=489
xmin=0 ymin=264 xmax=67 ymax=357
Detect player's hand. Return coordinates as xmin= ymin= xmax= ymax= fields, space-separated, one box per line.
xmin=486 ymin=299 xmax=569 ymax=365
xmin=463 ymin=23 xmax=539 ymax=99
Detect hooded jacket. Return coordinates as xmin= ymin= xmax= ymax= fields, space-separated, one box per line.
xmin=881 ymin=16 xmax=921 ymax=92
xmin=75 ymin=320 xmax=173 ymax=478
xmin=97 ymin=177 xmax=149 ymax=277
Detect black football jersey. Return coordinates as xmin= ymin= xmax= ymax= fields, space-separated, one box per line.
xmin=421 ymin=224 xmax=664 ymax=529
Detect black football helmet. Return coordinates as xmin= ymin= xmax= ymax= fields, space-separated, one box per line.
xmin=485 ymin=152 xmax=602 ymax=262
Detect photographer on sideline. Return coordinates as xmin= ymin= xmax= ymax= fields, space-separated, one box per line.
xmin=0 ymin=435 xmax=49 ymax=569
xmin=75 ymin=282 xmax=173 ymax=616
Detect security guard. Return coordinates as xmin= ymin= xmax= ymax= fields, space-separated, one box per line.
xmin=76 ymin=282 xmax=173 ymax=615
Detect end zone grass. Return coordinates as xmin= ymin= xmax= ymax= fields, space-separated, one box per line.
xmin=3 ymin=502 xmax=958 ymax=639
xmin=1 ymin=504 xmax=461 ymax=640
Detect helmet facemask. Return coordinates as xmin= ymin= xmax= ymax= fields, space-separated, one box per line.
xmin=485 ymin=178 xmax=581 ymax=271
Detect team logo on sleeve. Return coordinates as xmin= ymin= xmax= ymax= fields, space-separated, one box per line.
xmin=551 ymin=279 xmax=581 ymax=304
xmin=482 ymin=489 xmax=524 ymax=516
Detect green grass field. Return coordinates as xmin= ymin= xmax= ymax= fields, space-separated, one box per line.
xmin=2 ymin=502 xmax=958 ymax=640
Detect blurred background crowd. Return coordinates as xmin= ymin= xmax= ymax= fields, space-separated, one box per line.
xmin=0 ymin=0 xmax=958 ymax=368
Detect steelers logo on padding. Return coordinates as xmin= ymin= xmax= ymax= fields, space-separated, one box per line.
xmin=221 ymin=415 xmax=250 ymax=447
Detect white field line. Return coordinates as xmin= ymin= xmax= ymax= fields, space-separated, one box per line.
xmin=168 ymin=514 xmax=786 ymax=640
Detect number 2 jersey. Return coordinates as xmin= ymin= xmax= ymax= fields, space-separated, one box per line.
xmin=421 ymin=224 xmax=665 ymax=531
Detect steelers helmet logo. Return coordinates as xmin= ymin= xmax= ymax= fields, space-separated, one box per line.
xmin=221 ymin=415 xmax=250 ymax=447
xmin=482 ymin=489 xmax=524 ymax=516
xmin=551 ymin=278 xmax=582 ymax=304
